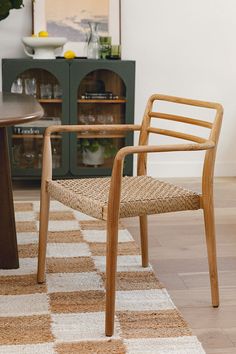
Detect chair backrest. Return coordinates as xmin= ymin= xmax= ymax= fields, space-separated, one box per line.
xmin=137 ymin=94 xmax=223 ymax=196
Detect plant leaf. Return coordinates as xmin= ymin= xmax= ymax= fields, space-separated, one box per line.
xmin=0 ymin=0 xmax=11 ymax=17
xmin=10 ymin=0 xmax=24 ymax=9
xmin=0 ymin=0 xmax=23 ymax=20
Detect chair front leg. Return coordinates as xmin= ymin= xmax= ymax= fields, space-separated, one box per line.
xmin=139 ymin=215 xmax=149 ymax=267
xmin=105 ymin=212 xmax=119 ymax=336
xmin=37 ymin=187 xmax=50 ymax=284
xmin=203 ymin=198 xmax=219 ymax=307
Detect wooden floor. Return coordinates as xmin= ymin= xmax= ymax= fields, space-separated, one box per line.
xmin=13 ymin=177 xmax=236 ymax=354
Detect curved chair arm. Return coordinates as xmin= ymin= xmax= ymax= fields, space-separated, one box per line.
xmin=115 ymin=140 xmax=215 ymax=161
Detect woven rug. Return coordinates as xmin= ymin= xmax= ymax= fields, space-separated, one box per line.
xmin=0 ymin=201 xmax=205 ymax=354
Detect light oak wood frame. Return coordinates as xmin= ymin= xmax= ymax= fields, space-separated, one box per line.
xmin=37 ymin=94 xmax=223 ymax=337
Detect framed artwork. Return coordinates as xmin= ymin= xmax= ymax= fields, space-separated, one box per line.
xmin=32 ymin=0 xmax=121 ymax=57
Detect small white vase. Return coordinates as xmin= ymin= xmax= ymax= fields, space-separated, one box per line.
xmin=82 ymin=145 xmax=105 ymax=166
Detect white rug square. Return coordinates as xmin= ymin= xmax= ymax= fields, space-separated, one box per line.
xmin=0 ymin=258 xmax=37 ymax=276
xmin=47 ymin=272 xmax=103 ymax=293
xmin=36 ymin=220 xmax=79 ymax=232
xmin=73 ymin=210 xmax=95 ymax=221
xmin=52 ymin=312 xmax=120 ymax=342
xmin=15 ymin=212 xmax=36 ymax=222
xmin=17 ymin=232 xmax=38 ymax=244
xmin=33 ymin=200 xmax=72 ymax=212
xmin=0 ymin=343 xmax=55 ymax=354
xmin=116 ymin=289 xmax=175 ymax=311
xmin=82 ymin=229 xmax=133 ymax=243
xmin=0 ymin=293 xmax=49 ymax=317
xmin=93 ymin=255 xmax=153 ymax=272
xmin=125 ymin=336 xmax=205 ymax=354
xmin=46 ymin=243 xmax=91 ymax=258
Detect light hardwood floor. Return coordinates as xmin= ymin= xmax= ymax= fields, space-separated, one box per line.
xmin=13 ymin=177 xmax=236 ymax=354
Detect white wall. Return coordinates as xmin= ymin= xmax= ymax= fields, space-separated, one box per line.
xmin=0 ymin=0 xmax=31 ymax=61
xmin=121 ymin=0 xmax=236 ymax=177
xmin=0 ymin=0 xmax=235 ymax=177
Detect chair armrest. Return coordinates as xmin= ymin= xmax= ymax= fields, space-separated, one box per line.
xmin=115 ymin=141 xmax=215 ymax=161
xmin=44 ymin=124 xmax=141 ymax=136
xmin=41 ymin=123 xmax=141 ymax=185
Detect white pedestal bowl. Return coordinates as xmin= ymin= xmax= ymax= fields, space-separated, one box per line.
xmin=22 ymin=37 xmax=67 ymax=59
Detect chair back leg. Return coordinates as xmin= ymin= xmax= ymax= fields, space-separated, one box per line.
xmin=37 ymin=189 xmax=50 ymax=283
xmin=203 ymin=200 xmax=219 ymax=307
xmin=139 ymin=215 xmax=149 ymax=267
xmin=105 ymin=213 xmax=119 ymax=336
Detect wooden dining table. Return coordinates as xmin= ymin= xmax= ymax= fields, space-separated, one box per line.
xmin=0 ymin=92 xmax=43 ymax=269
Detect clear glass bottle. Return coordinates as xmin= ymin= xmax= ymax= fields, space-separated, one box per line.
xmin=87 ymin=22 xmax=100 ymax=59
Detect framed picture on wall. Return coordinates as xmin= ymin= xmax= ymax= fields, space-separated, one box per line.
xmin=32 ymin=0 xmax=121 ymax=57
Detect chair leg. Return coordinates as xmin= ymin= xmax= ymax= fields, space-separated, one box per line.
xmin=203 ymin=201 xmax=219 ymax=307
xmin=139 ymin=215 xmax=149 ymax=267
xmin=105 ymin=217 xmax=119 ymax=337
xmin=37 ymin=188 xmax=50 ymax=284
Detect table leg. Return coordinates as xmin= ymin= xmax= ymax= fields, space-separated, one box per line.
xmin=0 ymin=127 xmax=19 ymax=269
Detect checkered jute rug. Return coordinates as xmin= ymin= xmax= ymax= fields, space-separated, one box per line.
xmin=0 ymin=201 xmax=205 ymax=354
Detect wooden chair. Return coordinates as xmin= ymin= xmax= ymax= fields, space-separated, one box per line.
xmin=37 ymin=94 xmax=223 ymax=336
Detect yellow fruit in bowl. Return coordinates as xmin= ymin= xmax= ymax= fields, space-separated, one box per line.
xmin=64 ymin=50 xmax=76 ymax=59
xmin=38 ymin=31 xmax=49 ymax=37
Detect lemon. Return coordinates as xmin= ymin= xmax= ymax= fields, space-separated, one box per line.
xmin=64 ymin=50 xmax=76 ymax=59
xmin=38 ymin=31 xmax=49 ymax=37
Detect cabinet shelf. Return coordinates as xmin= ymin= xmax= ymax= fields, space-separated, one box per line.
xmin=12 ymin=134 xmax=61 ymax=139
xmin=78 ymin=99 xmax=127 ymax=104
xmin=77 ymin=132 xmax=125 ymax=139
xmin=38 ymin=99 xmax=62 ymax=103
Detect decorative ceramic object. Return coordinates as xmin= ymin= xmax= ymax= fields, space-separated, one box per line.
xmin=22 ymin=37 xmax=67 ymax=59
xmin=82 ymin=145 xmax=105 ymax=166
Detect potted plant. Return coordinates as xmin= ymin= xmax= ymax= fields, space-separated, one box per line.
xmin=0 ymin=0 xmax=24 ymax=21
xmin=78 ymin=138 xmax=116 ymax=167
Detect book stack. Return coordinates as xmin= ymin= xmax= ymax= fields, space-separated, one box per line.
xmin=81 ymin=91 xmax=119 ymax=100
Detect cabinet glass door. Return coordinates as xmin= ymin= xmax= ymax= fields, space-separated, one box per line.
xmin=70 ymin=67 xmax=133 ymax=176
xmin=8 ymin=67 xmax=68 ymax=177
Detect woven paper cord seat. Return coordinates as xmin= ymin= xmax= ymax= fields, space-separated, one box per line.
xmin=47 ymin=176 xmax=200 ymax=220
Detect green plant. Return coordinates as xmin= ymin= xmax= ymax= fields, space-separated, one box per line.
xmin=0 ymin=0 xmax=24 ymax=21
xmin=78 ymin=138 xmax=116 ymax=159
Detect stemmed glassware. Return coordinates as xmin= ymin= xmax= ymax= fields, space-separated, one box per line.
xmin=79 ymin=114 xmax=96 ymax=134
xmin=97 ymin=114 xmax=114 ymax=134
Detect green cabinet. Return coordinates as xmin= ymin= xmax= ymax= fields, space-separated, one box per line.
xmin=2 ymin=59 xmax=135 ymax=179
